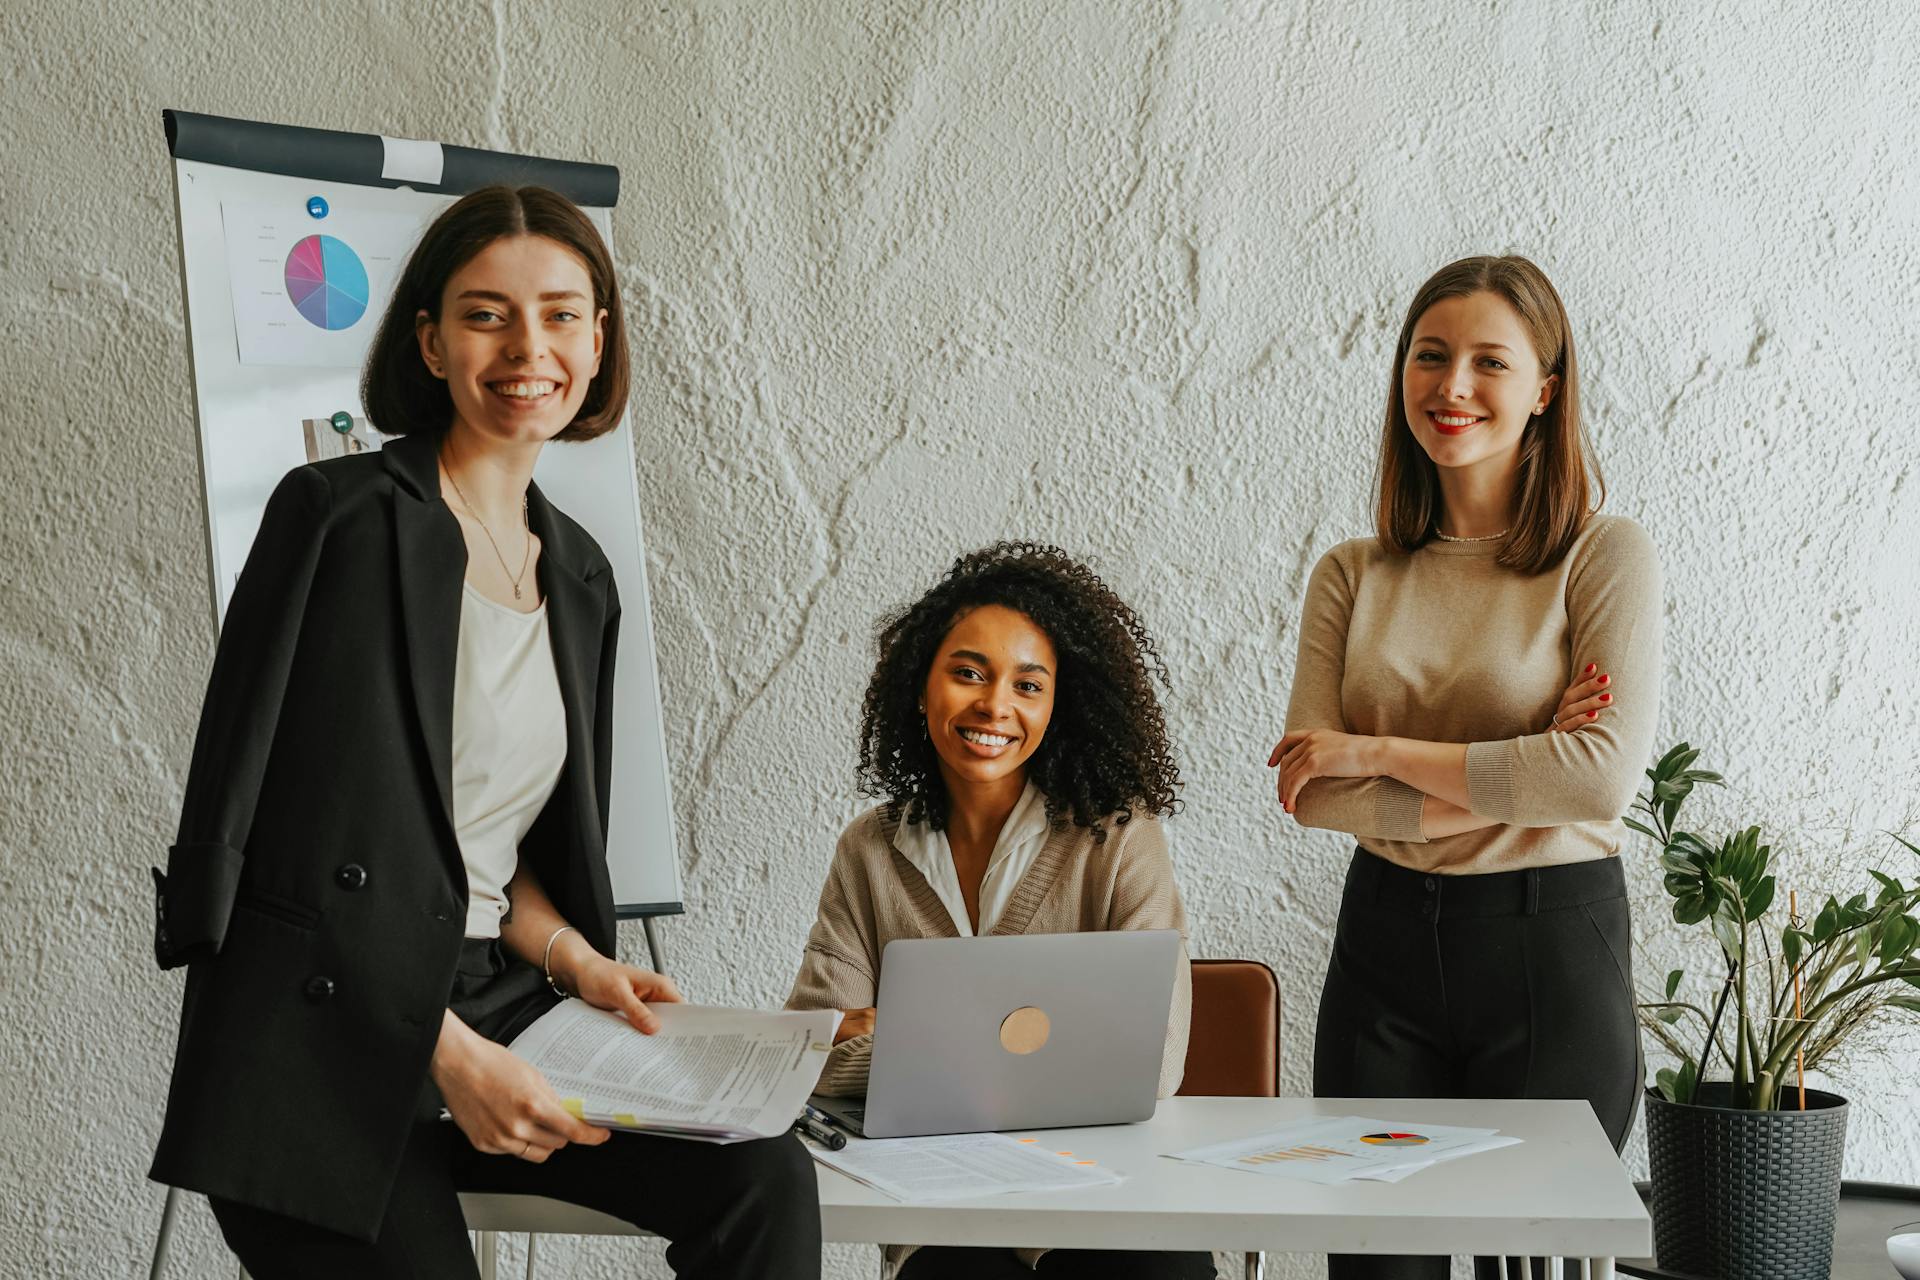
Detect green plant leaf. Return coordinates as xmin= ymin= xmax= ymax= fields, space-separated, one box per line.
xmin=1887 ymin=995 xmax=1920 ymax=1015
xmin=1782 ymin=929 xmax=1805 ymax=969
xmin=1854 ymin=930 xmax=1874 ymax=971
xmin=1879 ymin=915 xmax=1916 ymax=966
xmin=1654 ymin=1067 xmax=1680 ymax=1102
xmin=1623 ymin=817 xmax=1659 ymax=840
xmin=1673 ymin=832 xmax=1716 ymax=860
xmin=1746 ymin=875 xmax=1777 ymax=922
xmin=1666 ymin=969 xmax=1683 ymax=999
xmin=1813 ymin=900 xmax=1839 ymax=943
xmin=1673 ymin=892 xmax=1712 ymax=926
xmin=1713 ymin=909 xmax=1744 ymax=959
xmin=1655 ymin=1006 xmax=1686 ymax=1024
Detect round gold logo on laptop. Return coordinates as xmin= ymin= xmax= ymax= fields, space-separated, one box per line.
xmin=999 ymin=1006 xmax=1050 ymax=1054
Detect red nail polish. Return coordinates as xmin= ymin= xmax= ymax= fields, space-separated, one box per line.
xmin=1588 ymin=710 xmax=1598 ymax=718
xmin=1598 ymin=674 xmax=1609 ymax=685
xmin=1600 ymin=693 xmax=1611 ymax=702
xmin=1585 ymin=663 xmax=1596 ymax=674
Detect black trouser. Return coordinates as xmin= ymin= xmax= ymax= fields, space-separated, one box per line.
xmin=898 ymin=1245 xmax=1217 ymax=1278
xmin=1312 ymin=849 xmax=1640 ymax=1280
xmin=211 ymin=939 xmax=822 ymax=1279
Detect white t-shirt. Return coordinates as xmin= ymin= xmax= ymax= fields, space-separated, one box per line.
xmin=451 ymin=582 xmax=567 ymax=938
xmin=890 ymin=781 xmax=1052 ymax=936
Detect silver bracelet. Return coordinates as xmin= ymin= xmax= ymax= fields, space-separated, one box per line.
xmin=542 ymin=925 xmax=579 ymax=999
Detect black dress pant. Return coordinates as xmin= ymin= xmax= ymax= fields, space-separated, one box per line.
xmin=1312 ymin=849 xmax=1640 ymax=1280
xmin=211 ymin=939 xmax=822 ymax=1279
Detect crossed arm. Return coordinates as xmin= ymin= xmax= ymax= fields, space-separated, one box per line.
xmin=1274 ymin=528 xmax=1660 ymax=843
xmin=1268 ymin=664 xmax=1616 ymax=840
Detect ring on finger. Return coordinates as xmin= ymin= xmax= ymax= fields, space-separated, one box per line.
xmin=521 ymin=1138 xmax=532 ymax=1159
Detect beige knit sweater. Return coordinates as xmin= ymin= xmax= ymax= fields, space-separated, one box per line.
xmin=785 ymin=804 xmax=1193 ymax=1276
xmin=1285 ymin=514 xmax=1663 ymax=873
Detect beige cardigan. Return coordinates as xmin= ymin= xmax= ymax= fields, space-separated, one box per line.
xmin=785 ymin=803 xmax=1194 ymax=1275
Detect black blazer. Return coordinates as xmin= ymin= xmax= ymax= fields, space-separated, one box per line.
xmin=148 ymin=429 xmax=621 ymax=1240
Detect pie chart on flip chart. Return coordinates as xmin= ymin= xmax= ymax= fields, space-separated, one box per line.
xmin=284 ymin=234 xmax=370 ymax=331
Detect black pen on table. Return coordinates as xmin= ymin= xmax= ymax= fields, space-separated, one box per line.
xmin=793 ymin=1109 xmax=847 ymax=1151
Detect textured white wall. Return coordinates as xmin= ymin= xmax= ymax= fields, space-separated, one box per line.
xmin=3 ymin=2 xmax=1916 ymax=1276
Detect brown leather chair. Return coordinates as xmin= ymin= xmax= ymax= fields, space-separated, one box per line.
xmin=1181 ymin=960 xmax=1283 ymax=1279
xmin=1179 ymin=959 xmax=1282 ymax=1098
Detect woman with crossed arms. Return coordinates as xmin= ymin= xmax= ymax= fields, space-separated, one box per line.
xmin=1271 ymin=256 xmax=1661 ymax=1280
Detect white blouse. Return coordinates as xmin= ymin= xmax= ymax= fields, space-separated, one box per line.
xmin=451 ymin=582 xmax=567 ymax=939
xmin=890 ymin=781 xmax=1052 ymax=936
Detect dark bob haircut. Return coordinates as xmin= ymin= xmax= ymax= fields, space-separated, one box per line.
xmin=360 ymin=185 xmax=629 ymax=442
xmin=858 ymin=542 xmax=1182 ymax=842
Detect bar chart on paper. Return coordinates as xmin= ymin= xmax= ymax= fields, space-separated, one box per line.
xmin=283 ymin=234 xmax=369 ymax=330
xmin=1239 ymin=1144 xmax=1350 ymax=1166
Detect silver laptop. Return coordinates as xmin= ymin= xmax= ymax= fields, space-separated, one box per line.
xmin=811 ymin=929 xmax=1181 ymax=1139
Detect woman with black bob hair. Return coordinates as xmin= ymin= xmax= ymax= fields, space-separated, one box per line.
xmin=149 ymin=185 xmax=819 ymax=1278
xmin=787 ymin=542 xmax=1210 ymax=1280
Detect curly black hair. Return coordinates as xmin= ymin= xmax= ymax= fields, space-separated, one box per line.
xmin=857 ymin=542 xmax=1182 ymax=842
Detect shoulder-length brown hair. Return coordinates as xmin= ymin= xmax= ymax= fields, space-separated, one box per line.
xmin=1375 ymin=255 xmax=1603 ymax=573
xmin=361 ymin=185 xmax=629 ymax=442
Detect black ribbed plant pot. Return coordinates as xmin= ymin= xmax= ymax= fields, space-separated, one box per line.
xmin=1644 ymin=1083 xmax=1848 ymax=1279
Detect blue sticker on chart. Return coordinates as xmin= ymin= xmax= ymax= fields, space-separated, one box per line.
xmin=307 ymin=196 xmax=329 ymax=219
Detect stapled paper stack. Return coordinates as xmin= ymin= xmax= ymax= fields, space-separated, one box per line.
xmin=507 ymin=1001 xmax=841 ymax=1142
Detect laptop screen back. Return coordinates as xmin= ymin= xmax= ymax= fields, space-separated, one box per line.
xmin=860 ymin=929 xmax=1181 ymax=1138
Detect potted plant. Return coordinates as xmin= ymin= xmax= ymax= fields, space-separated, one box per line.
xmin=1631 ymin=743 xmax=1920 ymax=1279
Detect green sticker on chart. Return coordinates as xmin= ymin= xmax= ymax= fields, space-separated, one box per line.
xmin=330 ymin=411 xmax=353 ymax=434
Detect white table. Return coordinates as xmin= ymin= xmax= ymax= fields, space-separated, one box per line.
xmin=462 ymin=1097 xmax=1652 ymax=1277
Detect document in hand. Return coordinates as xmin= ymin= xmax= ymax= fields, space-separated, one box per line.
xmin=1168 ymin=1115 xmax=1521 ymax=1185
xmin=810 ymin=1132 xmax=1125 ymax=1203
xmin=507 ymin=1000 xmax=842 ymax=1142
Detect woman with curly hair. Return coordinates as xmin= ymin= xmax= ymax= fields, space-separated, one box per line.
xmin=786 ymin=542 xmax=1209 ymax=1280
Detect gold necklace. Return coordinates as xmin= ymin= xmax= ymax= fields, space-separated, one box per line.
xmin=1433 ymin=527 xmax=1509 ymax=543
xmin=442 ymin=460 xmax=532 ymax=600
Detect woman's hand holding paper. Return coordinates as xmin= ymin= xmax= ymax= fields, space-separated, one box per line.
xmin=430 ymin=1010 xmax=610 ymax=1162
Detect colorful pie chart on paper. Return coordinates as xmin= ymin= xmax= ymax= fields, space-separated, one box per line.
xmin=284 ymin=234 xmax=369 ymax=331
xmin=1359 ymin=1132 xmax=1431 ymax=1146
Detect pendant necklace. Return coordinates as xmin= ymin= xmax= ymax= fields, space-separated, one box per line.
xmin=442 ymin=459 xmax=531 ymax=600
